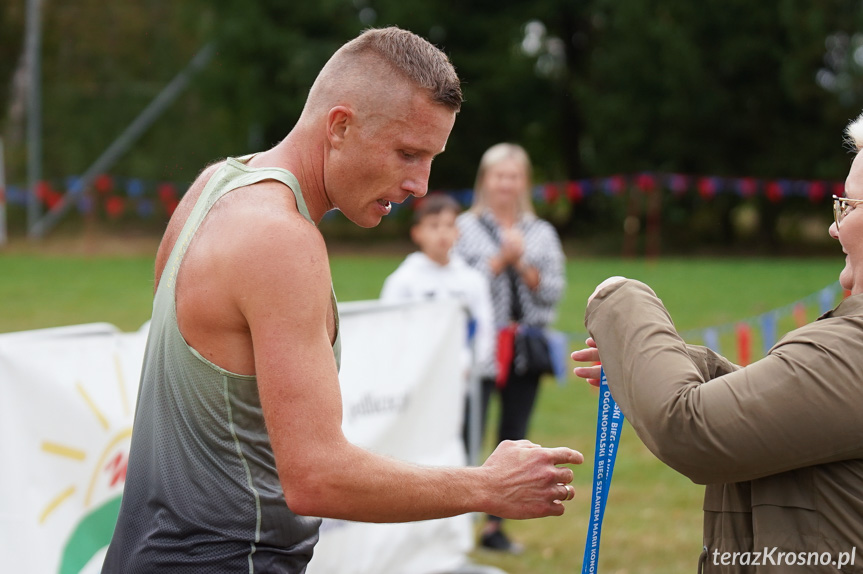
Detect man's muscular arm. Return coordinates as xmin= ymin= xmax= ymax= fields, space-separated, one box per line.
xmin=232 ymin=211 xmax=582 ymax=522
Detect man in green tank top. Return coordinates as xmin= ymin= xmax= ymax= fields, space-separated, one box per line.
xmin=104 ymin=27 xmax=583 ymax=573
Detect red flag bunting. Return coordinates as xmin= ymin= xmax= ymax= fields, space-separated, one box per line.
xmin=544 ymin=183 xmax=559 ymax=203
xmin=158 ymin=182 xmax=178 ymax=202
xmin=94 ymin=174 xmax=113 ymax=194
xmin=636 ymin=173 xmax=656 ymax=193
xmin=808 ymin=181 xmax=826 ymax=202
xmin=736 ymin=323 xmax=751 ymax=367
xmin=697 ymin=177 xmax=716 ymax=199
xmin=105 ymin=196 xmax=126 ymax=219
xmin=766 ymin=181 xmax=783 ymax=203
xmin=793 ymin=303 xmax=807 ymax=328
xmin=36 ymin=181 xmax=62 ymax=209
xmin=566 ymin=181 xmax=583 ymax=202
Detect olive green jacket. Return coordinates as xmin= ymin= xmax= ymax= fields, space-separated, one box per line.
xmin=585 ymin=279 xmax=863 ymax=573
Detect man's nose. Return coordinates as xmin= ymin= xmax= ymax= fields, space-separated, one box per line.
xmin=405 ymin=180 xmax=428 ymax=198
xmin=405 ymin=162 xmax=433 ymax=197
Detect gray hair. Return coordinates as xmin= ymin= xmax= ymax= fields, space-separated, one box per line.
xmin=846 ymin=111 xmax=863 ymax=152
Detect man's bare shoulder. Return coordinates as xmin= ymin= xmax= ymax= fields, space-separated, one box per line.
xmin=216 ymin=180 xmax=331 ymax=295
xmin=224 ymin=178 xmax=322 ymax=240
xmin=155 ymin=161 xmax=228 ymax=288
xmin=156 ymin=162 xmax=325 ymax=291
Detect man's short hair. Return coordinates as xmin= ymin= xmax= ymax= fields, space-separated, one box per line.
xmin=413 ymin=193 xmax=462 ymax=224
xmin=340 ymin=27 xmax=462 ymax=112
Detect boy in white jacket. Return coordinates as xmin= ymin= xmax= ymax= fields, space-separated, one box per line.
xmin=381 ymin=194 xmax=496 ymax=456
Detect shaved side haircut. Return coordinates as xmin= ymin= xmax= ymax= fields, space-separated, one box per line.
xmin=304 ymin=27 xmax=462 ymax=119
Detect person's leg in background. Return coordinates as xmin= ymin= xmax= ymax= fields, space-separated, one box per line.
xmin=461 ymin=376 xmax=497 ymax=460
xmin=497 ymin=370 xmax=541 ymax=442
xmin=479 ymin=368 xmax=541 ymax=553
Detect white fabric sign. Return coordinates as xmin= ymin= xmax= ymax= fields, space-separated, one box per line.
xmin=308 ymin=299 xmax=474 ymax=574
xmin=0 ymin=322 xmax=148 ymax=574
xmin=0 ymin=299 xmax=473 ymax=574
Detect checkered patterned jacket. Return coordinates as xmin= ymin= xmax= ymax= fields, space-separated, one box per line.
xmin=454 ymin=209 xmax=566 ymax=331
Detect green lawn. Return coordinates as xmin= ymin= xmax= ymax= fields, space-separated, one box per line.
xmin=0 ymin=254 xmax=156 ymax=333
xmin=0 ymin=248 xmax=844 ymax=573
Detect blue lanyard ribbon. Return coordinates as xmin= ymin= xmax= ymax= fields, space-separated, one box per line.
xmin=582 ymin=368 xmax=623 ymax=574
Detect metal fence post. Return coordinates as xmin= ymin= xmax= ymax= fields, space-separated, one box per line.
xmin=25 ymin=0 xmax=43 ymax=237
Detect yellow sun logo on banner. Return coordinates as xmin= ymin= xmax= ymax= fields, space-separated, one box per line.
xmin=38 ymin=353 xmax=134 ymax=574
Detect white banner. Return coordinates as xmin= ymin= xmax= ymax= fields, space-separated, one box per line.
xmin=0 ymin=300 xmax=473 ymax=574
xmin=308 ymin=299 xmax=473 ymax=574
xmin=0 ymin=322 xmax=147 ymax=574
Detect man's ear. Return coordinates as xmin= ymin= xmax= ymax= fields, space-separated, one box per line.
xmin=327 ymin=106 xmax=352 ymax=149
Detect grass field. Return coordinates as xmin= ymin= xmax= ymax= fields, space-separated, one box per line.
xmin=0 ymin=244 xmax=844 ymax=573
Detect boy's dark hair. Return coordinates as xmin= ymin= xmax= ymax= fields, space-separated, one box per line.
xmin=412 ymin=193 xmax=462 ymax=224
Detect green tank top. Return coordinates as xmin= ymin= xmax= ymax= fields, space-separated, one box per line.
xmin=103 ymin=155 xmax=339 ymax=573
xmin=162 ymin=154 xmax=341 ymax=369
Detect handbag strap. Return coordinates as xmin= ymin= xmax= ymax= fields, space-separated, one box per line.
xmin=476 ymin=215 xmax=524 ymax=322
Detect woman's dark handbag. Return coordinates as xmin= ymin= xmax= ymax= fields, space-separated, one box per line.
xmin=513 ymin=326 xmax=554 ymax=377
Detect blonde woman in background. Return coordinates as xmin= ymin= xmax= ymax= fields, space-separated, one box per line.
xmin=454 ymin=143 xmax=566 ymax=553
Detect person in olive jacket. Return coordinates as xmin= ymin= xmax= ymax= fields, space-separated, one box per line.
xmin=573 ymin=113 xmax=863 ymax=573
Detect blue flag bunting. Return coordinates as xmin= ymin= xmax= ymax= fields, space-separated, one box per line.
xmin=702 ymin=328 xmax=720 ymax=354
xmin=759 ymin=312 xmax=777 ymax=355
xmin=819 ymin=286 xmax=836 ymax=315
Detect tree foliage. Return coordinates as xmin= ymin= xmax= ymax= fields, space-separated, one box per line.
xmin=4 ymin=0 xmax=863 ymax=247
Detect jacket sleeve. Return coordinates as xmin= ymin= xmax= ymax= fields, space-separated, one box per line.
xmin=685 ymin=344 xmax=740 ymax=380
xmin=585 ymin=279 xmax=863 ymax=485
xmin=380 ymin=269 xmax=409 ymax=302
xmin=454 ymin=215 xmax=495 ymax=278
xmin=525 ymin=220 xmax=565 ymax=306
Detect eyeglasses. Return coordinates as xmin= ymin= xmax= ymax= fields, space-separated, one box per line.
xmin=833 ymin=194 xmax=863 ymax=229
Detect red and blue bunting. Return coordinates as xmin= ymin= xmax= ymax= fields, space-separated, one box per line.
xmin=2 ymin=170 xmax=843 ymax=223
